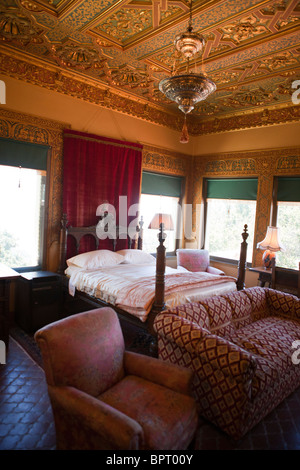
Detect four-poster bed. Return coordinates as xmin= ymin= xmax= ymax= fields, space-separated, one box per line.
xmin=58 ymin=214 xmax=249 ymax=335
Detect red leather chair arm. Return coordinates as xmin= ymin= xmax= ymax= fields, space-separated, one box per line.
xmin=124 ymin=351 xmax=194 ymax=396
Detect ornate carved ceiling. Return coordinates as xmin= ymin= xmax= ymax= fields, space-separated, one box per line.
xmin=0 ymin=0 xmax=299 ymax=134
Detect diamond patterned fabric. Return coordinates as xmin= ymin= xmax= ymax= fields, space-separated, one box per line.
xmin=153 ymin=287 xmax=300 ymax=439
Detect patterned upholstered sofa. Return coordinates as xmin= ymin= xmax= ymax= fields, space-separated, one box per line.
xmin=153 ymin=287 xmax=300 ymax=439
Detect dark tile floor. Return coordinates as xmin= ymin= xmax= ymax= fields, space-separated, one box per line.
xmin=1 ymin=337 xmax=300 ymax=451
xmin=0 ymin=338 xmax=56 ymax=450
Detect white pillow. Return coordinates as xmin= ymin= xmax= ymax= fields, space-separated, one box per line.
xmin=117 ymin=249 xmax=156 ymax=265
xmin=67 ymin=250 xmax=124 ymax=269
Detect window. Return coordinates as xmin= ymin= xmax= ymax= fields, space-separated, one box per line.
xmin=139 ymin=172 xmax=183 ymax=254
xmin=0 ymin=139 xmax=48 ymax=270
xmin=203 ymin=178 xmax=258 ymax=264
xmin=273 ymin=176 xmax=300 ymax=270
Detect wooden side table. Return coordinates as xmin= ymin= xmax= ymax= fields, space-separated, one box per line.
xmin=0 ymin=264 xmax=20 ymax=348
xmin=15 ymin=270 xmax=62 ymax=333
xmin=249 ymin=267 xmax=272 ymax=287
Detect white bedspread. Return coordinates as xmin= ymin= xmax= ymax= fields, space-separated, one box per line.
xmin=65 ymin=263 xmax=236 ymax=322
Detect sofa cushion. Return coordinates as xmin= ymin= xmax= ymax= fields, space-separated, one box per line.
xmin=223 ymin=291 xmax=253 ymax=329
xmin=171 ymin=302 xmax=210 ymax=330
xmin=200 ymin=296 xmax=235 ymax=338
xmin=244 ymin=287 xmax=270 ymax=321
xmin=230 ymin=316 xmax=300 ymax=395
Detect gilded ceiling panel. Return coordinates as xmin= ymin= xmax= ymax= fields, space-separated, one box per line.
xmin=0 ymin=0 xmax=299 ymax=134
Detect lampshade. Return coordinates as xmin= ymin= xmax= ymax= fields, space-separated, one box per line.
xmin=148 ymin=213 xmax=174 ymax=231
xmin=257 ymin=226 xmax=285 ymax=269
xmin=257 ymin=226 xmax=285 ymax=252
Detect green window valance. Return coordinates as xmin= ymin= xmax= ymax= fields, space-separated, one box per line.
xmin=206 ymin=178 xmax=258 ymax=200
xmin=0 ymin=138 xmax=49 ymax=171
xmin=277 ymin=177 xmax=300 ymax=202
xmin=141 ymin=171 xmax=182 ymax=198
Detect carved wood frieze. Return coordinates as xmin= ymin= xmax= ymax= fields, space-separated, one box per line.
xmin=191 ymin=104 xmax=300 ymax=135
xmin=142 ymin=145 xmax=189 ymax=176
xmin=0 ymin=48 xmax=299 ymax=136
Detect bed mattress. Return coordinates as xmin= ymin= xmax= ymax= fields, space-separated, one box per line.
xmin=65 ymin=263 xmax=236 ymax=322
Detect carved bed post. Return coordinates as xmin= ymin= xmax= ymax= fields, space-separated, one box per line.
xmin=152 ymin=223 xmax=166 ymax=313
xmin=58 ymin=214 xmax=68 ymax=274
xmin=137 ymin=217 xmax=144 ymax=250
xmin=236 ymin=224 xmax=249 ymax=290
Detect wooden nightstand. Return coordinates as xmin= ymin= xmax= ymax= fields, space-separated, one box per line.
xmin=0 ymin=264 xmax=20 ymax=348
xmin=249 ymin=266 xmax=272 ymax=287
xmin=15 ymin=271 xmax=62 ymax=334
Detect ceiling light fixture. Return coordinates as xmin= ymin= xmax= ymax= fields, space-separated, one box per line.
xmin=159 ymin=0 xmax=216 ymax=143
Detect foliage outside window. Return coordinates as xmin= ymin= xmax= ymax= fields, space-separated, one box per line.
xmin=139 ymin=194 xmax=180 ymax=254
xmin=140 ymin=172 xmax=183 ymax=254
xmin=204 ymin=178 xmax=258 ymax=264
xmin=274 ymin=177 xmax=300 ymax=270
xmin=0 ymin=166 xmax=46 ymax=269
xmin=0 ymin=138 xmax=48 ymax=270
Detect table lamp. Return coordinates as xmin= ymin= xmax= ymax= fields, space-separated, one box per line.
xmin=148 ymin=213 xmax=174 ymax=242
xmin=257 ymin=226 xmax=285 ymax=269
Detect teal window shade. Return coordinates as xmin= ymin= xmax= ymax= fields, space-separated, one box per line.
xmin=141 ymin=171 xmax=182 ymax=198
xmin=277 ymin=177 xmax=300 ymax=202
xmin=206 ymin=178 xmax=258 ymax=200
xmin=0 ymin=138 xmax=49 ymax=171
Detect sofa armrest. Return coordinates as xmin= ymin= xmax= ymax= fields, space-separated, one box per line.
xmin=267 ymin=288 xmax=300 ymax=319
xmin=153 ymin=313 xmax=257 ymax=382
xmin=195 ymin=333 xmax=257 ymax=380
xmin=48 ymin=385 xmax=143 ymax=450
xmin=207 ymin=266 xmax=225 ymax=275
xmin=124 ymin=351 xmax=194 ymax=396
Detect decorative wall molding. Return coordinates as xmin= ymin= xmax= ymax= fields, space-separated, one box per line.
xmin=0 ymin=49 xmax=182 ymax=133
xmin=190 ymin=105 xmax=300 ymax=135
xmin=0 ymin=50 xmax=298 ymax=136
xmin=142 ymin=144 xmax=189 ymax=176
xmin=205 ymin=158 xmax=256 ymax=174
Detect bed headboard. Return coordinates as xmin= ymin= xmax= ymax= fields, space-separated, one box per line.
xmin=58 ymin=213 xmax=144 ymax=274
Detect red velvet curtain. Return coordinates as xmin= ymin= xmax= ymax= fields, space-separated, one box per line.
xmin=63 ymin=129 xmax=142 ymax=255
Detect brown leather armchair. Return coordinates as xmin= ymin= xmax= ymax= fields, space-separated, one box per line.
xmin=34 ymin=307 xmax=198 ymax=450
